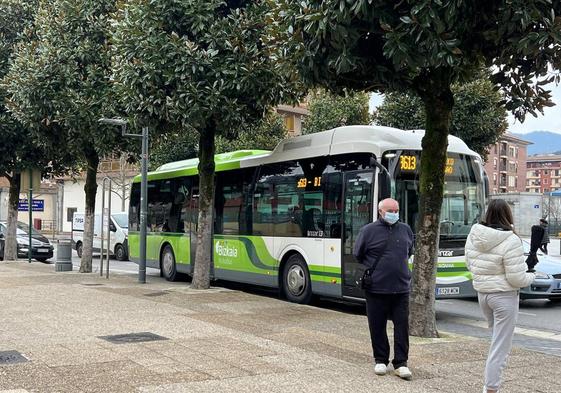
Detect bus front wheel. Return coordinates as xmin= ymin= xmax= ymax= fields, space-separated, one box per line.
xmin=161 ymin=245 xmax=177 ymax=282
xmin=282 ymin=254 xmax=313 ymax=304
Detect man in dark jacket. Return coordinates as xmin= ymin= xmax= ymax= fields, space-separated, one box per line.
xmin=528 ymin=219 xmax=545 ymax=271
xmin=539 ymin=218 xmax=550 ymax=255
xmin=353 ymin=198 xmax=414 ymax=380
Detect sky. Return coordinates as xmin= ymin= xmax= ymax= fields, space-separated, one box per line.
xmin=369 ymin=83 xmax=561 ymax=135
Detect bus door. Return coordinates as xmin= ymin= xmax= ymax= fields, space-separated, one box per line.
xmin=189 ymin=186 xmax=199 ymax=269
xmin=342 ymin=170 xmax=374 ymax=298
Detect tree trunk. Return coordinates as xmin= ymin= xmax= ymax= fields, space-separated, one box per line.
xmin=80 ymin=149 xmax=99 ymax=273
xmin=4 ymin=173 xmax=21 ymax=261
xmin=192 ymin=124 xmax=216 ymax=289
xmin=409 ymin=77 xmax=454 ymax=338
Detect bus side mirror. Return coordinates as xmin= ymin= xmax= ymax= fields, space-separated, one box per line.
xmin=377 ymin=171 xmax=391 ymax=200
xmin=483 ymin=172 xmax=490 ymax=198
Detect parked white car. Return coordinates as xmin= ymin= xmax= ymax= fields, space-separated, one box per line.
xmin=521 ymin=241 xmax=561 ymax=301
xmin=72 ymin=212 xmax=128 ymax=260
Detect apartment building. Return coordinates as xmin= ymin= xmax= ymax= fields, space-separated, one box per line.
xmin=484 ymin=133 xmax=531 ymax=194
xmin=526 ymin=154 xmax=561 ymax=193
xmin=276 ymin=103 xmax=310 ymax=137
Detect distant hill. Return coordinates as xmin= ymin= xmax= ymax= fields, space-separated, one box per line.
xmin=513 ymin=131 xmax=561 ymax=155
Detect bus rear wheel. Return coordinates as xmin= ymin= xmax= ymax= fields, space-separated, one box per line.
xmin=161 ymin=245 xmax=177 ymax=282
xmin=282 ymin=254 xmax=313 ymax=304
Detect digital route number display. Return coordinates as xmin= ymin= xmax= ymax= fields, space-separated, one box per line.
xmin=297 ymin=176 xmax=322 ymax=188
xmin=399 ymin=154 xmax=456 ymax=175
xmin=399 ymin=155 xmax=417 ymax=171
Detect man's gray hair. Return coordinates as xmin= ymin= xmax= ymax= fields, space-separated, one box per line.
xmin=378 ymin=198 xmax=399 ymax=210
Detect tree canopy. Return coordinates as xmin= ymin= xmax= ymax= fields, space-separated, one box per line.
xmin=303 ymin=89 xmax=371 ymax=134
xmin=373 ymin=77 xmax=508 ymax=158
xmin=150 ymin=112 xmax=287 ymax=170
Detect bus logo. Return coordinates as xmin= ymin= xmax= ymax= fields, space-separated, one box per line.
xmin=215 ymin=241 xmax=239 ymax=258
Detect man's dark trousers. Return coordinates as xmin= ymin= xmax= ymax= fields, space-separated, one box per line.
xmin=364 ymin=291 xmax=409 ymax=368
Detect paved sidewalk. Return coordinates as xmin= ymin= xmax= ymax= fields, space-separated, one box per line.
xmin=0 ymin=262 xmax=559 ymax=393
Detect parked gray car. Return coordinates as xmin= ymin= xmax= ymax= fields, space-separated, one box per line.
xmin=0 ymin=222 xmax=54 ymax=262
xmin=521 ymin=241 xmax=561 ymax=301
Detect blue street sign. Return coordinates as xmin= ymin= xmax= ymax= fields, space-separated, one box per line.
xmin=18 ymin=199 xmax=44 ymax=212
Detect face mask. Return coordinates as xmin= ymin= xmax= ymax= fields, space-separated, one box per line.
xmin=384 ymin=212 xmax=399 ymax=225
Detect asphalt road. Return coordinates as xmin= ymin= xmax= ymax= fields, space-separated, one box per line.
xmin=436 ymin=298 xmax=561 ymax=333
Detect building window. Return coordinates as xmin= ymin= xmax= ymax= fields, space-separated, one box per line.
xmin=493 ymin=174 xmax=497 ymax=185
xmin=67 ymin=208 xmax=77 ymax=222
xmin=544 ymin=179 xmax=548 ymax=184
xmin=284 ymin=115 xmax=295 ymax=133
xmin=493 ymin=158 xmax=497 ymax=170
xmin=509 ymin=146 xmax=515 ymax=157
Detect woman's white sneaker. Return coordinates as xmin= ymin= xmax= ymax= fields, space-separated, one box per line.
xmin=374 ymin=363 xmax=387 ymax=375
xmin=394 ymin=366 xmax=412 ymax=380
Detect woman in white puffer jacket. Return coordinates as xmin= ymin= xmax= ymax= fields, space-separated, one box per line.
xmin=465 ymin=199 xmax=535 ymax=393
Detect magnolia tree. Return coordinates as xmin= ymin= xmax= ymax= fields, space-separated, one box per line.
xmin=111 ymin=0 xmax=300 ymax=288
xmin=150 ymin=112 xmax=288 ymax=170
xmin=303 ymin=89 xmax=371 ymax=134
xmin=374 ymin=77 xmax=508 ymax=159
xmin=5 ymin=0 xmax=123 ymax=272
xmin=0 ymin=0 xmax=38 ymax=261
xmin=277 ymin=0 xmax=561 ymax=337
xmin=0 ymin=0 xmax=74 ymax=260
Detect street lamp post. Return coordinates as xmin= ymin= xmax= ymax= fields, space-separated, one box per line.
xmin=99 ymin=118 xmax=148 ymax=284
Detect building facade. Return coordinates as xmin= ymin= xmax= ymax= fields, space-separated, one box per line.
xmin=276 ymin=103 xmax=309 ymax=137
xmin=526 ymin=154 xmax=561 ymax=193
xmin=484 ymin=133 xmax=531 ymax=194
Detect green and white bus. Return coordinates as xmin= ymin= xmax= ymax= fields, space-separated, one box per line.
xmin=128 ymin=126 xmax=486 ymax=303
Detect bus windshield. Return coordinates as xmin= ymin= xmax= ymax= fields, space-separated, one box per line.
xmin=384 ymin=151 xmax=484 ymax=248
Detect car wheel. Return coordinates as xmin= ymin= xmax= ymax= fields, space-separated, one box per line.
xmin=114 ymin=244 xmax=126 ymax=261
xmin=161 ymin=245 xmax=177 ymax=282
xmin=76 ymin=242 xmax=83 ymax=258
xmin=35 ymin=258 xmax=48 ymax=263
xmin=282 ymin=253 xmax=313 ymax=304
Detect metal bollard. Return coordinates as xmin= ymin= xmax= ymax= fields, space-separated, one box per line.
xmin=55 ymin=239 xmax=73 ymax=272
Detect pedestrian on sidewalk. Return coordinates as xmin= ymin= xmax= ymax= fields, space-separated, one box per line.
xmin=353 ymin=198 xmax=414 ymax=381
xmin=527 ymin=218 xmax=545 ymax=271
xmin=465 ymin=199 xmax=535 ymax=393
xmin=539 ymin=218 xmax=550 ymax=255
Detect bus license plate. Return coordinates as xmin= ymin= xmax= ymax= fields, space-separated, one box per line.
xmin=437 ymin=287 xmax=460 ymax=295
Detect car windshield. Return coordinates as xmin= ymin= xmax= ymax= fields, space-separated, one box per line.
xmin=112 ymin=213 xmax=128 ymax=228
